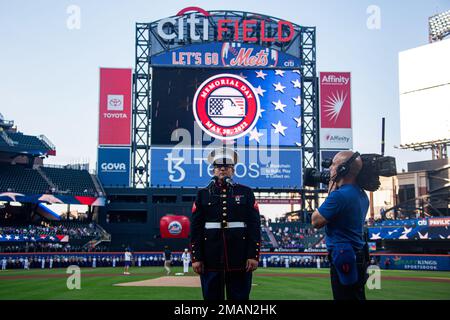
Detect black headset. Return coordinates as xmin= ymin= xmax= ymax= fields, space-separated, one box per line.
xmin=333 ymin=151 xmax=360 ymax=182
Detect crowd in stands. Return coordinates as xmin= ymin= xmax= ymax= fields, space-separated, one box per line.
xmin=0 ymin=220 xmax=109 ymax=253
xmin=0 ymin=221 xmax=101 ymax=240
xmin=261 ymin=255 xmax=330 ymax=268
xmin=369 ymin=219 xmax=421 ymax=228
xmin=0 ymin=242 xmax=109 ymax=253
xmin=366 ymin=207 xmax=428 ymax=227
xmin=265 ymin=220 xmax=325 ymax=251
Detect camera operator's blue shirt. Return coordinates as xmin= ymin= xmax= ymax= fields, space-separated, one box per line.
xmin=318 ymin=184 xmax=369 ymax=251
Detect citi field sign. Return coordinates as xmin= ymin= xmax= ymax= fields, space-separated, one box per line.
xmin=151 ymin=7 xmax=302 ymax=68
xmin=156 ymin=7 xmax=295 ymax=43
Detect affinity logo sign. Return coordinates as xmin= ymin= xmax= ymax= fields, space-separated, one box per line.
xmin=320 ymin=72 xmax=352 ymax=149
xmin=320 ymin=72 xmax=351 ymax=128
xmin=193 ymin=73 xmax=260 ymax=140
xmin=323 ymin=91 xmax=347 ymax=124
xmin=321 ymin=74 xmax=350 ymax=85
xmin=321 ymin=129 xmax=353 ymax=149
xmin=325 ymin=134 xmax=350 ymax=143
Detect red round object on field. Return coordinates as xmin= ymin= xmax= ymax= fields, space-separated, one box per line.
xmin=160 ymin=215 xmax=190 ymax=239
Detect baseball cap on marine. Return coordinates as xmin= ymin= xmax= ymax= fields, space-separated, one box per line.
xmin=207 ymin=148 xmax=239 ymax=166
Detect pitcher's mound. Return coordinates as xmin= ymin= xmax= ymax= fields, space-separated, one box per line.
xmin=114 ymin=276 xmax=201 ymax=287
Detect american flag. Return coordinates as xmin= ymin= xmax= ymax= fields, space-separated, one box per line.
xmin=224 ymin=69 xmax=302 ymax=147
xmin=208 ymin=97 xmax=246 ymax=117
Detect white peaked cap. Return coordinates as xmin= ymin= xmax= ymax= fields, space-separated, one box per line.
xmin=207 ymin=148 xmax=239 ymax=165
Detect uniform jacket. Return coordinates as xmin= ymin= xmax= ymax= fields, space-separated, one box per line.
xmin=190 ymin=181 xmax=261 ymax=271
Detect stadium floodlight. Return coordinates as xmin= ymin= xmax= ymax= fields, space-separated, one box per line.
xmin=429 ymin=9 xmax=450 ymax=42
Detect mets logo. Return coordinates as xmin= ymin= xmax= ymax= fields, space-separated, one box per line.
xmin=168 ymin=221 xmax=182 ymax=235
xmin=193 ymin=74 xmax=260 ymax=140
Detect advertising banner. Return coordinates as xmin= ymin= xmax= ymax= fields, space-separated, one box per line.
xmin=399 ymin=39 xmax=450 ymax=145
xmin=98 ymin=68 xmax=132 ymax=146
xmin=429 ymin=217 xmax=450 ymax=227
xmin=258 ymin=199 xmax=301 ymax=205
xmin=378 ymin=255 xmax=450 ymax=271
xmin=150 ymin=147 xmax=302 ymax=188
xmin=368 ymin=220 xmax=450 ymax=240
xmin=149 ymin=7 xmax=301 ymax=59
xmin=152 ymin=42 xmax=300 ymax=68
xmin=97 ymin=147 xmax=131 ymax=187
xmin=0 ymin=252 xmax=448 ymax=271
xmin=319 ymin=72 xmax=352 ymax=149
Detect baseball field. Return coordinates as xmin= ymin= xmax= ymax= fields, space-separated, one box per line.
xmin=1 ymin=266 xmax=449 ymax=300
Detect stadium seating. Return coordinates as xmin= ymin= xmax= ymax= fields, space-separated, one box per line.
xmin=41 ymin=166 xmax=98 ymax=196
xmin=261 ymin=228 xmax=274 ymax=249
xmin=0 ymin=133 xmax=12 ymax=147
xmin=0 ymin=221 xmax=99 ymax=238
xmin=0 ymin=163 xmax=100 ymax=196
xmin=0 ymin=164 xmax=50 ymax=194
xmin=5 ymin=132 xmax=49 ymax=151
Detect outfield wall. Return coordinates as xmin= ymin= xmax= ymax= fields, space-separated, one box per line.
xmin=1 ymin=252 xmax=449 ymax=271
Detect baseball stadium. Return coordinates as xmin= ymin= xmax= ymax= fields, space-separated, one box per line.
xmin=1 ymin=2 xmax=449 ymax=302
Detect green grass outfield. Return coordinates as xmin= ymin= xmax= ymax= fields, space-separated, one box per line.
xmin=0 ymin=266 xmax=449 ymax=300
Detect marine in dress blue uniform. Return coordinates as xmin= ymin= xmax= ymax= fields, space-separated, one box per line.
xmin=191 ymin=148 xmax=261 ymax=301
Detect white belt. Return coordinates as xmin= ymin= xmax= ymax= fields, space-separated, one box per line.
xmin=204 ymin=222 xmax=246 ymax=229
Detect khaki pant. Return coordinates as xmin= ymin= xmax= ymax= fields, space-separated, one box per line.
xmin=164 ymin=260 xmax=172 ymax=274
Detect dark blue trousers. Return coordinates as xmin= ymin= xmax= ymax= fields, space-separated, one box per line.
xmin=200 ymin=271 xmax=253 ymax=300
xmin=329 ymin=249 xmax=368 ymax=300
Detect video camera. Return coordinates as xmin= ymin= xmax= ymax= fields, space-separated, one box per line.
xmin=303 ymin=153 xmax=397 ymax=192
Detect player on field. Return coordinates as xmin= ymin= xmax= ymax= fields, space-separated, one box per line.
xmin=124 ymin=248 xmax=133 ymax=275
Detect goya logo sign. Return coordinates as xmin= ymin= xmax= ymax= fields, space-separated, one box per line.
xmin=100 ymin=162 xmax=127 ymax=172
xmin=97 ymin=147 xmax=130 ymax=186
xmin=193 ymin=73 xmax=260 ymax=140
xmin=156 ymin=7 xmax=294 ymax=43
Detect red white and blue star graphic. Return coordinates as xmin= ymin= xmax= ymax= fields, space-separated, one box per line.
xmin=224 ymin=69 xmax=302 ymax=147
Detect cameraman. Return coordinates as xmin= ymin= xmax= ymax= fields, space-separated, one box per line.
xmin=311 ymin=151 xmax=370 ymax=300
